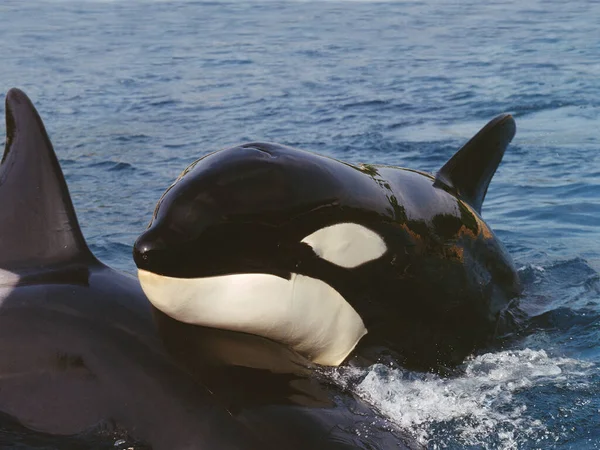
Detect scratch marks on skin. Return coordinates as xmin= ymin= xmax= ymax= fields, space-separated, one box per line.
xmin=473 ymin=214 xmax=493 ymax=240
xmin=447 ymin=245 xmax=465 ymax=263
xmin=397 ymin=198 xmax=493 ymax=266
xmin=457 ymin=224 xmax=478 ymax=240
xmin=400 ymin=223 xmax=423 ymax=246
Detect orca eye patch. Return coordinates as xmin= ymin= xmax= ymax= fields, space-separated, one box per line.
xmin=300 ymin=223 xmax=387 ymax=268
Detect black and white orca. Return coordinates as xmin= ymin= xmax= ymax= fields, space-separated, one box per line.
xmin=0 ymin=89 xmax=269 ymax=449
xmin=0 ymin=88 xmax=419 ymax=450
xmin=134 ymin=114 xmax=523 ymax=372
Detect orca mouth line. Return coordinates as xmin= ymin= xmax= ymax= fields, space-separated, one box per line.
xmin=137 ymin=269 xmax=368 ymax=366
xmin=133 ymin=223 xmax=389 ymax=280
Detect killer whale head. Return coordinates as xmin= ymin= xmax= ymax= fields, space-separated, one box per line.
xmin=134 ymin=114 xmax=522 ymax=370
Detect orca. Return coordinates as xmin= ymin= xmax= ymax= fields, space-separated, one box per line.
xmin=133 ymin=114 xmax=523 ymax=372
xmin=0 ymin=89 xmax=419 ymax=450
xmin=0 ymin=89 xmax=269 ymax=449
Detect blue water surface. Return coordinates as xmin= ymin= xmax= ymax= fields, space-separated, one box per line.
xmin=0 ymin=1 xmax=599 ymax=448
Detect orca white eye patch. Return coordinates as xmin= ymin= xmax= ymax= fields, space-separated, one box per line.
xmin=301 ymin=223 xmax=387 ymax=268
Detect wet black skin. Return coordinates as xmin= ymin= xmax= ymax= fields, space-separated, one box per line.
xmin=134 ymin=117 xmax=523 ymax=373
xmin=0 ymin=89 xmax=268 ymax=450
xmin=0 ymin=89 xmax=424 ymax=450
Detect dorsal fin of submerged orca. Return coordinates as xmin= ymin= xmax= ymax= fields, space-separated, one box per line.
xmin=0 ymin=88 xmax=97 ymax=270
xmin=435 ymin=113 xmax=516 ymax=214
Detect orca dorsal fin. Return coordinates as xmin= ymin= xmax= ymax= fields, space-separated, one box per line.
xmin=435 ymin=114 xmax=516 ymax=214
xmin=0 ymin=88 xmax=97 ymax=270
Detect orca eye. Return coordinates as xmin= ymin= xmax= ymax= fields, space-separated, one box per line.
xmin=300 ymin=223 xmax=387 ymax=268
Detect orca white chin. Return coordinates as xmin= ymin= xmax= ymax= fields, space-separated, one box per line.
xmin=137 ymin=269 xmax=367 ymax=366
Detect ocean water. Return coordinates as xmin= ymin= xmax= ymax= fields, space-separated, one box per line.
xmin=1 ymin=1 xmax=599 ymax=449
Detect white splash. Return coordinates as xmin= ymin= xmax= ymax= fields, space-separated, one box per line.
xmin=518 ymin=265 xmax=545 ymax=273
xmin=328 ymin=349 xmax=594 ymax=449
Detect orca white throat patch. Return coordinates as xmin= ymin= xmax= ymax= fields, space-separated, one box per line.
xmin=138 ymin=270 xmax=367 ymax=366
xmin=301 ymin=223 xmax=387 ymax=268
